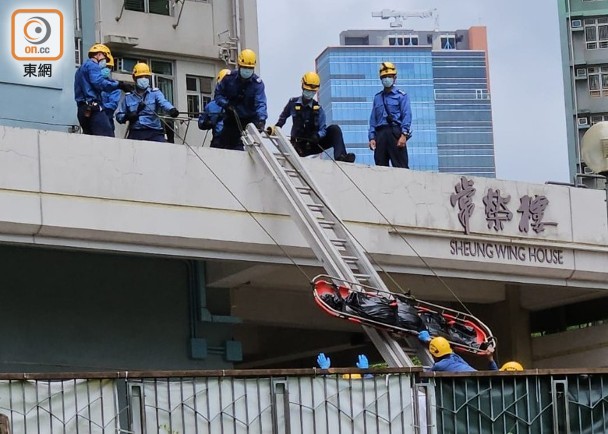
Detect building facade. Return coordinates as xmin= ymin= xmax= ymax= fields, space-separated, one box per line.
xmin=558 ymin=0 xmax=608 ymax=184
xmin=0 ymin=0 xmax=259 ymax=146
xmin=316 ymin=27 xmax=496 ymax=177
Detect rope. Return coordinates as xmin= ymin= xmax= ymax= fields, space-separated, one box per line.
xmin=155 ymin=113 xmax=313 ymax=283
xmin=270 ymin=129 xmax=473 ymax=316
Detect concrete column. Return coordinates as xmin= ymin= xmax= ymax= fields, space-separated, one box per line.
xmin=479 ymin=284 xmax=532 ymax=369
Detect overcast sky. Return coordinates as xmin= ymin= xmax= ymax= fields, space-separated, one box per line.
xmin=257 ymin=0 xmax=569 ymax=183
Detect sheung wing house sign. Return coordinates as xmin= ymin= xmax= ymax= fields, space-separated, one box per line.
xmin=449 ymin=176 xmax=563 ymax=265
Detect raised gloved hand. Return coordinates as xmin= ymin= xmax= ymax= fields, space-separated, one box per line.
xmin=316 ymin=352 xmax=331 ymax=369
xmin=169 ymin=108 xmax=180 ymax=118
xmin=126 ymin=111 xmax=139 ymax=123
xmin=418 ymin=330 xmax=431 ymax=343
xmin=255 ymin=119 xmax=266 ymax=133
xmin=118 ymin=81 xmax=134 ymax=93
xmin=356 ymin=354 xmax=369 ymax=369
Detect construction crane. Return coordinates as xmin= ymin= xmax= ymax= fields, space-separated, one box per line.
xmin=371 ymin=8 xmax=439 ymax=32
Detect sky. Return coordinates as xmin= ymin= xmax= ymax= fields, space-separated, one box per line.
xmin=256 ymin=0 xmax=570 ymax=184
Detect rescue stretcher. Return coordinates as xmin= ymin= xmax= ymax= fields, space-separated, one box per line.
xmin=312 ymin=274 xmax=496 ymax=356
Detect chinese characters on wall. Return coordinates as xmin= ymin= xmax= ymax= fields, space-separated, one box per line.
xmin=450 ymin=176 xmax=557 ymax=235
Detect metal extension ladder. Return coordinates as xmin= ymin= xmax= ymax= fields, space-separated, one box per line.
xmin=243 ymin=124 xmax=432 ymax=367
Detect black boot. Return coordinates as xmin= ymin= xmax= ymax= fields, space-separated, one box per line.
xmin=336 ymin=153 xmax=356 ymax=163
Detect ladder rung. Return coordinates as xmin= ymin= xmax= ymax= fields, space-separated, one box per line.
xmin=307 ymin=204 xmax=324 ymax=212
xmin=296 ymin=186 xmax=312 ymax=194
xmin=285 ymin=170 xmax=300 ymax=177
xmin=330 ymin=238 xmax=347 ymax=246
xmin=353 ymin=273 xmax=370 ymax=281
xmin=341 ymin=255 xmax=359 ymax=264
xmin=318 ymin=219 xmax=336 ymax=228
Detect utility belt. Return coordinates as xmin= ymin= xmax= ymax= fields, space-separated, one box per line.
xmin=77 ymin=101 xmax=102 ymax=118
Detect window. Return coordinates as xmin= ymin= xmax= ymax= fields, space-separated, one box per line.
xmin=440 ymin=35 xmax=456 ymax=49
xmin=584 ymin=17 xmax=608 ymax=49
xmin=186 ymin=75 xmax=213 ymax=116
xmin=74 ymin=37 xmax=82 ymax=66
xmin=125 ymin=0 xmax=171 ymax=16
xmin=590 ymin=114 xmax=608 ymax=124
xmin=577 ymin=117 xmax=589 ymax=126
xmin=116 ymin=56 xmax=175 ymax=102
xmin=389 ymin=35 xmax=419 ymax=46
xmin=587 ymin=66 xmax=608 ymax=96
xmin=576 ymin=68 xmax=587 ymax=78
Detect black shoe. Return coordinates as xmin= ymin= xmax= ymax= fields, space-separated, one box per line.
xmin=336 ymin=153 xmax=356 ymax=163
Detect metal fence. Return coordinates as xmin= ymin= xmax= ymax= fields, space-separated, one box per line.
xmin=1 ymin=369 xmax=608 ymax=434
xmin=0 ymin=369 xmax=423 ymax=434
xmin=430 ymin=370 xmax=608 ymax=434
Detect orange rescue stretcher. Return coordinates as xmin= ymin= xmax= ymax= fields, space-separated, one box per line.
xmin=312 ymin=274 xmax=496 ymax=356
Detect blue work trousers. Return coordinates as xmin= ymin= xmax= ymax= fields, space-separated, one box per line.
xmin=374 ymin=125 xmax=408 ymax=168
xmin=77 ymin=104 xmax=114 ymax=137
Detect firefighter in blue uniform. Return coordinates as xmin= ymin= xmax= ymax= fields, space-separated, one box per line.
xmin=116 ymin=62 xmax=179 ymax=142
xmin=368 ymin=62 xmax=412 ymax=168
xmin=213 ymin=49 xmax=267 ymax=151
xmin=74 ymin=43 xmax=132 ymax=137
xmin=100 ymin=54 xmax=122 ymax=134
xmin=198 ymin=68 xmax=231 ymax=148
xmin=271 ymin=72 xmax=355 ymax=162
xmin=419 ymin=332 xmax=498 ymax=372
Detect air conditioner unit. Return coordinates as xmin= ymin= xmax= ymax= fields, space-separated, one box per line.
xmin=578 ymin=117 xmax=589 ymax=126
xmin=571 ymin=19 xmax=583 ymax=29
xmin=576 ymin=68 xmax=587 ymax=77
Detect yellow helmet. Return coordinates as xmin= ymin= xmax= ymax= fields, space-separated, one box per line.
xmin=133 ymin=62 xmax=151 ymax=77
xmin=301 ymin=72 xmax=320 ymax=91
xmin=379 ymin=61 xmax=397 ymax=78
xmin=88 ymin=43 xmax=111 ymax=59
xmin=500 ymin=361 xmax=524 ymax=372
xmin=429 ymin=337 xmax=452 ymax=358
xmin=106 ymin=53 xmax=115 ymax=68
xmin=217 ymin=68 xmax=231 ymax=82
xmin=238 ymin=49 xmax=256 ymax=68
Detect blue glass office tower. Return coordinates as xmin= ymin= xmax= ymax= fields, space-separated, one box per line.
xmin=316 ymin=27 xmax=496 ymax=177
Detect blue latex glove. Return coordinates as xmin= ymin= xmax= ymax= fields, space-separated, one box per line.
xmin=317 ymin=353 xmax=331 ymax=369
xmin=356 ymin=354 xmax=369 ymax=369
xmin=418 ymin=330 xmax=431 ymax=343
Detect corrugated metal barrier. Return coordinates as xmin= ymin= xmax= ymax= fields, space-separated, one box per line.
xmin=0 ymin=369 xmax=607 ymax=433
xmin=428 ymin=370 xmax=608 ymax=434
xmin=0 ymin=369 xmax=423 ymax=434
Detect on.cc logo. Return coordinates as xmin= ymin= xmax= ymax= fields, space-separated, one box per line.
xmin=11 ymin=9 xmax=63 ymax=61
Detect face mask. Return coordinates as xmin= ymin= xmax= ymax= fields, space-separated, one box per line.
xmin=136 ymin=77 xmax=150 ymax=89
xmin=239 ymin=68 xmax=254 ymax=79
xmin=381 ymin=77 xmax=394 ymax=88
xmin=98 ymin=59 xmax=107 ymax=69
xmin=302 ymin=90 xmax=316 ymax=100
xmin=101 ymin=67 xmax=111 ymax=79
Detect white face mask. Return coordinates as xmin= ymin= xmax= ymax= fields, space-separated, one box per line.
xmin=98 ymin=59 xmax=107 ymax=69
xmin=136 ymin=77 xmax=150 ymax=89
xmin=381 ymin=77 xmax=394 ymax=88
xmin=302 ymin=90 xmax=316 ymax=100
xmin=239 ymin=68 xmax=254 ymax=79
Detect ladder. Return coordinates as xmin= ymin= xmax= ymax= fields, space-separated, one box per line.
xmin=242 ymin=124 xmax=432 ymax=367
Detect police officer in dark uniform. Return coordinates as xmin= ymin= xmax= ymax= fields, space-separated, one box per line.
xmin=368 ymin=62 xmax=412 ymax=168
xmin=74 ymin=43 xmax=132 ymax=137
xmin=272 ymin=72 xmax=355 ymax=162
xmin=213 ymin=49 xmax=267 ymax=151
